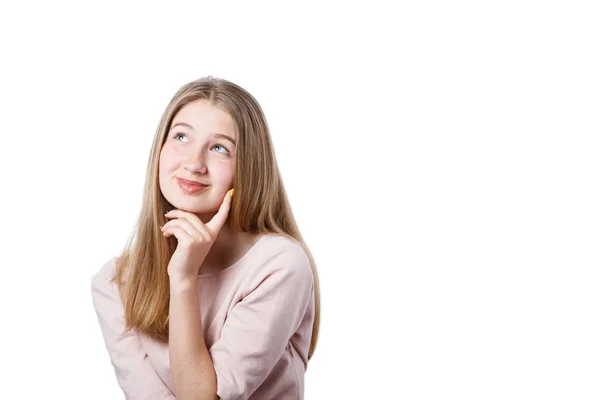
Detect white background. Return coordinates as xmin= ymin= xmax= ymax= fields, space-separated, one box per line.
xmin=0 ymin=1 xmax=598 ymax=399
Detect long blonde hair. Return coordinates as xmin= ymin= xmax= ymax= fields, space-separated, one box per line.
xmin=111 ymin=76 xmax=320 ymax=360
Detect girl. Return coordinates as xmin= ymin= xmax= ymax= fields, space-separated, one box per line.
xmin=91 ymin=76 xmax=321 ymax=399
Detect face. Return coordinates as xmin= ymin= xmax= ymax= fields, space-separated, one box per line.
xmin=159 ymin=99 xmax=236 ymax=220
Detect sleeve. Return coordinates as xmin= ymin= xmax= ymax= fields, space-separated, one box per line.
xmin=90 ymin=257 xmax=176 ymax=400
xmin=208 ymin=246 xmax=315 ymax=400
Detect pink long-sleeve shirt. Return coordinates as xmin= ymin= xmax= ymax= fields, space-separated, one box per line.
xmin=91 ymin=234 xmax=315 ymax=400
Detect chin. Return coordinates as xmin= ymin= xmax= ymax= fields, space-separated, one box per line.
xmin=173 ymin=198 xmax=220 ymax=214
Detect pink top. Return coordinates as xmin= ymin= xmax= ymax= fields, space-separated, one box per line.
xmin=91 ymin=234 xmax=315 ymax=400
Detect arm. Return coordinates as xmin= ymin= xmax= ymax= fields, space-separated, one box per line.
xmin=208 ymin=246 xmax=314 ymax=400
xmin=91 ymin=257 xmax=176 ymax=400
xmin=169 ymin=277 xmax=218 ymax=400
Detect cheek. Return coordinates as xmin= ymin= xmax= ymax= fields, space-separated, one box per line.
xmin=159 ymin=146 xmax=177 ymax=170
xmin=158 ymin=150 xmax=176 ymax=188
xmin=211 ymin=164 xmax=235 ymax=186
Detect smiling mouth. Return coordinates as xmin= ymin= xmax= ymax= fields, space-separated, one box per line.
xmin=176 ymin=178 xmax=209 ymax=194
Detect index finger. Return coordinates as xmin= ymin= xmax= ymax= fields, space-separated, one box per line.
xmin=207 ymin=189 xmax=233 ymax=236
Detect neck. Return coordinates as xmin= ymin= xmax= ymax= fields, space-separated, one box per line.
xmin=195 ymin=211 xmax=239 ymax=273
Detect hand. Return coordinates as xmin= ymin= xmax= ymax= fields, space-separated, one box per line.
xmin=161 ymin=189 xmax=234 ymax=281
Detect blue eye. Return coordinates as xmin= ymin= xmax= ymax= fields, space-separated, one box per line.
xmin=212 ymin=144 xmax=229 ymax=153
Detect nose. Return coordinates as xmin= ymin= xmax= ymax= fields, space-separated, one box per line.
xmin=183 ymin=152 xmax=207 ymax=174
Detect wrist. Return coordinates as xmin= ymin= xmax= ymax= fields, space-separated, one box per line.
xmin=168 ymin=274 xmax=198 ymax=290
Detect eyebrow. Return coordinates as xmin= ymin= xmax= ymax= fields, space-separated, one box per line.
xmin=170 ymin=122 xmax=236 ymax=146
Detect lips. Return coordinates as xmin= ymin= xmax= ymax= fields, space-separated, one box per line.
xmin=177 ymin=178 xmax=208 ymax=187
xmin=176 ymin=178 xmax=208 ymax=194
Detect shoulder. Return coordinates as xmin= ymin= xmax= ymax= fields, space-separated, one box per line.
xmin=90 ymin=256 xmax=126 ymax=294
xmin=90 ymin=257 xmax=122 ymax=309
xmin=91 ymin=256 xmax=119 ymax=282
xmin=242 ymin=234 xmax=313 ymax=292
xmin=256 ymin=235 xmax=310 ymax=270
xmin=258 ymin=234 xmax=307 ymax=256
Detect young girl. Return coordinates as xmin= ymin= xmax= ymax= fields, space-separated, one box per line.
xmin=91 ymin=76 xmax=321 ymax=399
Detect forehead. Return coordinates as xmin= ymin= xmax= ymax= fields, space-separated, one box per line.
xmin=172 ymin=99 xmax=236 ymax=137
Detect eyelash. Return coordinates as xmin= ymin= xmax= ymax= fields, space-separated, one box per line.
xmin=172 ymin=133 xmax=230 ymax=154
